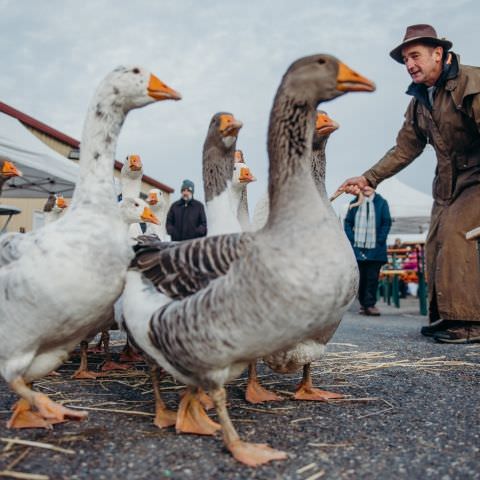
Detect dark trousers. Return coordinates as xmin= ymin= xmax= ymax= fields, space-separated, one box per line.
xmin=358 ymin=261 xmax=384 ymax=308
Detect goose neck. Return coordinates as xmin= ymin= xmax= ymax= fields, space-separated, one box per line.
xmin=71 ymin=99 xmax=125 ymax=208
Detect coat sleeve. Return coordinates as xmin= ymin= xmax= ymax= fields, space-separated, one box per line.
xmin=343 ymin=205 xmax=356 ymax=244
xmin=196 ymin=203 xmax=207 ymax=237
xmin=166 ymin=204 xmax=175 ymax=236
xmin=377 ymin=200 xmax=392 ymax=244
xmin=363 ymin=101 xmax=427 ymax=188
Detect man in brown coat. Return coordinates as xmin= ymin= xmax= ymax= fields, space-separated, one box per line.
xmin=339 ymin=24 xmax=480 ymax=343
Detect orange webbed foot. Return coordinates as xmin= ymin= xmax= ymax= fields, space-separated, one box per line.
xmin=176 ymin=391 xmax=221 ymax=436
xmin=7 ymin=399 xmax=51 ymax=429
xmin=154 ymin=407 xmax=177 ymax=429
xmin=246 ymin=381 xmax=283 ymax=404
xmin=227 ymin=440 xmax=288 ymax=467
xmin=34 ymin=393 xmax=88 ymax=423
xmin=294 ymin=385 xmax=344 ymax=401
xmin=101 ymin=361 xmax=132 ymax=372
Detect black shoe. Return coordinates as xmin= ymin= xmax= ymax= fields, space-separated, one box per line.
xmin=420 ymin=320 xmax=456 ymax=337
xmin=433 ymin=323 xmax=480 ymax=344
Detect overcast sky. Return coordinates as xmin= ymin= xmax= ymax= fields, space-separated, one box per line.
xmin=1 ymin=0 xmax=478 ymax=212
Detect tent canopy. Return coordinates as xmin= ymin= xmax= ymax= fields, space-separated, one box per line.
xmin=0 ymin=113 xmax=79 ymax=198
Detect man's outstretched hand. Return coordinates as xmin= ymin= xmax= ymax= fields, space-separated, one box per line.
xmin=338 ymin=175 xmax=369 ymax=196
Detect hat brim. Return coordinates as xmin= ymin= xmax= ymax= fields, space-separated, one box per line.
xmin=390 ymin=36 xmax=453 ymax=63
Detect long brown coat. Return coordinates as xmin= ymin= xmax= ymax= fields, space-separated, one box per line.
xmin=363 ymin=54 xmax=480 ymax=322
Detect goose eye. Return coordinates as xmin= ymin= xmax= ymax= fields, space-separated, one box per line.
xmin=317 ymin=59 xmax=326 ymax=65
xmin=132 ymin=68 xmax=140 ymax=74
xmin=134 ymin=202 xmax=139 ymax=207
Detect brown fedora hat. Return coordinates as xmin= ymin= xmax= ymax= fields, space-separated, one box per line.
xmin=390 ymin=24 xmax=452 ymax=63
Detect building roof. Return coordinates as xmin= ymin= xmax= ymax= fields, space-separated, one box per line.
xmin=0 ymin=101 xmax=174 ymax=193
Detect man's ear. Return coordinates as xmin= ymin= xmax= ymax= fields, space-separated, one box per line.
xmin=434 ymin=46 xmax=444 ymax=62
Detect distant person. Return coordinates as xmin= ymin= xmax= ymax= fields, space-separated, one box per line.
xmin=344 ymin=186 xmax=392 ymax=316
xmin=166 ymin=179 xmax=207 ymax=241
xmin=337 ymin=24 xmax=480 ymax=343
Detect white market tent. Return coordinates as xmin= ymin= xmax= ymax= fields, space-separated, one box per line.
xmin=0 ymin=112 xmax=79 ymax=198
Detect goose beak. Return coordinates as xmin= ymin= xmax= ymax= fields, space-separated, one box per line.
xmin=336 ymin=62 xmax=376 ymax=92
xmin=128 ymin=154 xmax=142 ymax=171
xmin=56 ymin=197 xmax=68 ymax=209
xmin=141 ymin=206 xmax=160 ymax=225
xmin=315 ymin=112 xmax=340 ymax=135
xmin=219 ymin=114 xmax=243 ymax=137
xmin=239 ymin=166 xmax=256 ymax=183
xmin=147 ymin=192 xmax=158 ymax=205
xmin=147 ymin=74 xmax=182 ymax=101
xmin=2 ymin=161 xmax=22 ymax=177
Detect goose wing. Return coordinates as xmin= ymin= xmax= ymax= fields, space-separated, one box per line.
xmin=132 ymin=232 xmax=252 ymax=299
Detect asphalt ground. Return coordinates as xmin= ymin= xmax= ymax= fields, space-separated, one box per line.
xmin=0 ymin=297 xmax=479 ymax=479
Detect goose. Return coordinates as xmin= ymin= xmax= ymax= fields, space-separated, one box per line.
xmin=122 ymin=54 xmax=375 ymax=466
xmin=233 ymin=150 xmax=256 ymax=231
xmin=145 ymin=188 xmax=170 ymax=241
xmin=245 ymin=110 xmax=341 ymax=404
xmin=170 ymin=138 xmax=256 ymax=436
xmin=203 ymin=112 xmax=244 ymax=236
xmin=261 ymin=111 xmax=350 ymax=401
xmin=73 ymin=197 xmax=160 ymax=379
xmin=43 ymin=194 xmax=68 ymax=225
xmin=0 ymin=65 xmax=181 ymax=429
xmin=0 ymin=159 xmax=22 ymax=196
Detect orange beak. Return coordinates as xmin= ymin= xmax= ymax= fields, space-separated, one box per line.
xmin=315 ymin=112 xmax=340 ymax=135
xmin=239 ymin=166 xmax=256 ymax=183
xmin=147 ymin=74 xmax=182 ymax=101
xmin=147 ymin=192 xmax=158 ymax=205
xmin=56 ymin=197 xmax=68 ymax=209
xmin=141 ymin=206 xmax=160 ymax=225
xmin=2 ymin=160 xmax=22 ymax=177
xmin=219 ymin=114 xmax=243 ymax=137
xmin=128 ymin=154 xmax=142 ymax=171
xmin=336 ymin=62 xmax=376 ymax=92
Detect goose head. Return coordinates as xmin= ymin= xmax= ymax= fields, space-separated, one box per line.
xmin=315 ymin=111 xmax=339 ymax=137
xmin=53 ymin=194 xmax=68 ymax=212
xmin=232 ymin=151 xmax=256 ymax=187
xmin=312 ymin=110 xmax=339 ymax=150
xmin=207 ymin=112 xmax=243 ymax=150
xmin=1 ymin=159 xmax=22 ymax=178
xmin=146 ymin=188 xmax=167 ymax=209
xmin=120 ymin=197 xmax=160 ymax=225
xmin=281 ymin=54 xmax=375 ymax=106
xmin=121 ymin=154 xmax=144 ymax=179
xmin=97 ymin=66 xmax=182 ymax=114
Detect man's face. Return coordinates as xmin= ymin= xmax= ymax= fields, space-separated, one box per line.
xmin=181 ymin=188 xmax=193 ymax=201
xmin=401 ymin=43 xmax=443 ymax=87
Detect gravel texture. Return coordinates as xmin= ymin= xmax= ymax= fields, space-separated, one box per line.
xmin=0 ymin=298 xmax=479 ymax=479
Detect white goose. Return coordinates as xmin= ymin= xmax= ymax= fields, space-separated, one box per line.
xmin=145 ymin=188 xmax=170 ymax=241
xmin=0 ymin=66 xmax=181 ymax=429
xmin=43 ymin=194 xmax=68 ymax=225
xmin=73 ymin=196 xmax=160 ymax=380
xmin=122 ymin=55 xmax=374 ymax=466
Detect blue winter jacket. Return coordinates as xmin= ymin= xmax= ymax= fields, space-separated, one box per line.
xmin=344 ymin=193 xmax=392 ymax=263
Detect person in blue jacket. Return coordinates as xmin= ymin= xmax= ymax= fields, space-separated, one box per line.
xmin=344 ymin=186 xmax=392 ymax=316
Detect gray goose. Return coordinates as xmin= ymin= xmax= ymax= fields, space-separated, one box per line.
xmin=203 ymin=112 xmax=244 ymax=236
xmin=245 ymin=110 xmax=342 ymax=404
xmin=261 ymin=111 xmax=352 ymax=401
xmin=122 ymin=54 xmax=375 ymax=466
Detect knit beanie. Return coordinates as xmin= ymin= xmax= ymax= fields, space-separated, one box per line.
xmin=181 ymin=179 xmax=195 ymax=194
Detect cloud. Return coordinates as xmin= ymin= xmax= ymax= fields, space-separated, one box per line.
xmin=0 ymin=0 xmax=478 ymax=211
